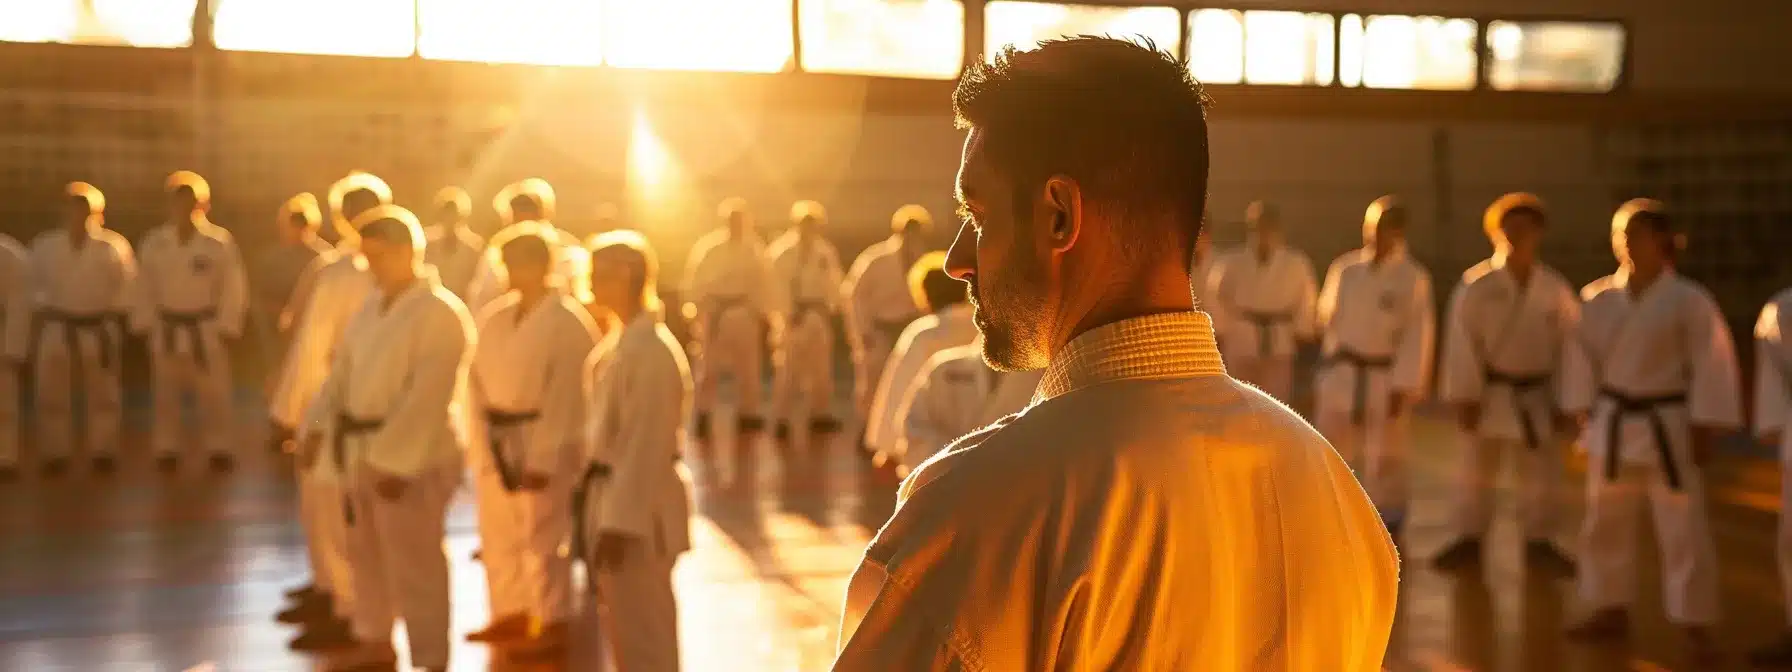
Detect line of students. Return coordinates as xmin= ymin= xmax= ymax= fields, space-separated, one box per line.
xmin=1191 ymin=193 xmax=1765 ymax=665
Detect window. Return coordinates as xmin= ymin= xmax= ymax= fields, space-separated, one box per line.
xmin=214 ymin=0 xmax=415 ymax=57
xmin=604 ymin=0 xmax=794 ymax=72
xmin=0 ymin=0 xmax=196 ymax=47
xmin=984 ymin=1 xmax=1179 ymax=59
xmin=1487 ymin=21 xmax=1625 ymax=92
xmin=1339 ymin=14 xmax=1477 ymax=90
xmin=799 ymin=0 xmax=965 ymax=80
xmin=1187 ymin=9 xmax=1333 ymax=86
xmin=418 ymin=0 xmax=603 ymax=65
xmin=1186 ymin=9 xmax=1242 ymax=84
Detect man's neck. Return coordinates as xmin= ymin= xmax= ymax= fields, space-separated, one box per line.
xmin=378 ymin=274 xmax=419 ymax=309
xmin=68 ymin=224 xmax=92 ymax=246
xmin=1503 ymin=252 xmax=1535 ymax=285
xmin=1059 ymin=266 xmax=1194 ymax=352
xmin=1626 ymin=263 xmax=1666 ymax=295
xmin=1254 ymin=242 xmax=1273 ymax=264
xmin=176 ymin=214 xmax=202 ymax=240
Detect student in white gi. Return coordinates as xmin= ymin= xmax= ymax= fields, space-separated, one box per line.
xmin=30 ymin=182 xmax=136 ymax=476
xmin=1432 ymin=193 xmax=1578 ymax=573
xmin=462 ymin=223 xmax=602 ymax=659
xmin=842 ymin=206 xmax=932 ymax=455
xmin=250 ymin=193 xmax=332 ymax=401
xmin=834 ymin=39 xmax=1397 ymax=669
xmin=269 ymin=172 xmax=391 ymax=651
xmin=465 ymin=178 xmax=590 ymax=315
xmin=894 ymin=341 xmax=1042 ymax=474
xmin=133 ymin=171 xmax=249 ymax=473
xmin=682 ymin=198 xmax=774 ymax=486
xmin=1750 ymin=283 xmax=1792 ymax=666
xmin=1212 ymin=200 xmax=1317 ymax=401
xmin=1315 ymin=196 xmax=1435 ymax=538
xmin=577 ymin=230 xmax=693 ymax=672
xmin=423 ymin=186 xmax=485 ymax=300
xmin=297 ymin=206 xmax=473 ymax=672
xmin=1562 ymin=199 xmax=1737 ymax=664
xmin=862 ymin=254 xmax=975 ymax=468
xmin=767 ymin=200 xmax=846 ymax=487
xmin=0 ymin=230 xmax=28 ymax=479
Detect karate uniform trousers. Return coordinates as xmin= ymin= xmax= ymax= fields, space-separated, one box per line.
xmin=774 ymin=307 xmax=836 ymax=435
xmin=346 ymin=455 xmax=462 ymax=668
xmin=1579 ymin=399 xmax=1720 ymax=626
xmin=471 ymin=428 xmax=573 ymax=625
xmin=696 ymin=304 xmax=765 ymax=429
xmin=299 ymin=454 xmax=357 ymax=616
xmin=1315 ymin=354 xmax=1410 ymax=526
xmin=34 ymin=316 xmax=123 ymax=460
xmin=595 ymin=540 xmax=682 ymax=672
xmin=1454 ymin=378 xmax=1563 ymax=539
xmin=1227 ymin=315 xmax=1297 ymax=402
xmin=147 ymin=317 xmax=236 ymax=460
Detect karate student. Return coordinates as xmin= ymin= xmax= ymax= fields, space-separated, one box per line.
xmin=1750 ymin=285 xmax=1792 ymax=666
xmin=1211 ymin=200 xmax=1317 ymax=401
xmin=297 ymin=205 xmax=474 ymax=672
xmin=767 ymin=201 xmax=847 ymax=486
xmin=269 ymin=172 xmax=390 ymax=651
xmin=423 ymin=186 xmax=485 ymax=300
xmin=30 ymin=182 xmax=136 ymax=476
xmin=465 ymin=178 xmax=590 ymax=314
xmin=1562 ymin=199 xmax=1738 ymax=664
xmin=0 ymin=230 xmax=28 ymax=479
xmin=576 ymin=230 xmax=693 ymax=671
xmin=833 ymin=38 xmax=1397 ymax=670
xmin=249 ymin=194 xmax=331 ymax=396
xmin=1315 ymin=196 xmax=1435 ymax=538
xmin=682 ymin=198 xmax=774 ymax=485
xmin=462 ymin=223 xmax=603 ymax=658
xmin=893 ymin=341 xmax=1042 ymax=473
xmin=133 ymin=171 xmax=249 ymax=473
xmin=842 ymin=206 xmax=932 ymax=453
xmin=861 ymin=254 xmax=975 ymax=468
xmin=1432 ymin=193 xmax=1579 ymax=573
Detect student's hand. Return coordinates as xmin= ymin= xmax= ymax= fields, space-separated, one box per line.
xmin=593 ymin=531 xmax=632 ymax=572
xmin=373 ymin=472 xmax=409 ymax=500
xmin=1387 ymin=392 xmax=1409 ymax=419
xmin=1455 ymin=402 xmax=1481 ymax=432
xmin=519 ymin=472 xmax=550 ymax=491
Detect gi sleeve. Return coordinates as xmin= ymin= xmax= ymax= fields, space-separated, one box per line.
xmin=596 ymin=347 xmax=685 ymax=538
xmin=841 ymin=250 xmax=878 ymax=353
xmin=1316 ymin=256 xmax=1345 ymax=333
xmin=215 ymin=237 xmax=250 ymax=338
xmin=1552 ymin=282 xmax=1585 ymax=415
xmin=364 ymin=303 xmax=474 ymax=476
xmin=111 ymin=236 xmax=140 ymax=325
xmin=1391 ymin=269 xmax=1435 ymax=398
xmin=1685 ymin=290 xmax=1743 ymax=430
xmin=1754 ymin=301 xmax=1790 ymax=440
xmin=463 ymin=251 xmax=505 ymax=318
xmin=298 ymin=309 xmax=358 ymax=442
xmin=1436 ymin=282 xmax=1481 ymax=404
xmin=526 ymin=309 xmax=602 ymax=475
xmin=822 ymin=244 xmax=847 ymax=314
xmin=865 ymin=323 xmax=928 ymax=454
xmin=896 ymin=358 xmax=950 ymax=468
xmin=280 ymin=255 xmax=328 ymax=333
xmin=1293 ymin=253 xmax=1321 ymax=341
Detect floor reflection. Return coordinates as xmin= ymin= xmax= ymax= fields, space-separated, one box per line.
xmin=0 ymin=412 xmax=1783 ymax=671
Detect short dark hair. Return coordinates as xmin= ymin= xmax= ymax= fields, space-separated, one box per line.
xmin=953 ymin=36 xmax=1211 ymax=263
xmin=353 ymin=205 xmax=423 ymax=251
xmin=920 ymin=268 xmax=966 ymax=313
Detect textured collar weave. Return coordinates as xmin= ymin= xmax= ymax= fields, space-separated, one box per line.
xmin=1034 ymin=311 xmax=1226 ymax=403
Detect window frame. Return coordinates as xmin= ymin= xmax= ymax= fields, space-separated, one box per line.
xmin=1474 ymin=14 xmax=1631 ymax=94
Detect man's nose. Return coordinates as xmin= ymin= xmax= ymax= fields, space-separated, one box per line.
xmin=944 ymin=221 xmax=975 ymax=282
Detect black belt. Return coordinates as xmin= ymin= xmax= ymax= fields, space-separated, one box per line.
xmin=1328 ymin=348 xmax=1394 ymax=426
xmin=40 ymin=309 xmax=118 ymax=370
xmin=485 ymin=408 xmax=541 ymax=492
xmin=569 ymin=461 xmax=612 ymax=561
xmin=791 ymin=299 xmax=832 ymax=330
xmin=1485 ymin=368 xmax=1551 ymax=450
xmin=158 ymin=307 xmax=218 ymax=369
xmin=333 ymin=412 xmax=386 ymax=525
xmin=1598 ymin=388 xmax=1687 ymax=491
xmin=1242 ymin=309 xmax=1293 ymax=358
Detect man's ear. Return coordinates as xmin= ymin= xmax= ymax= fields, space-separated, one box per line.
xmin=1042 ymin=175 xmax=1081 ymax=254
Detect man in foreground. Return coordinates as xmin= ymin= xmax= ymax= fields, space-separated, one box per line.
xmin=832 ymin=38 xmax=1398 ymax=670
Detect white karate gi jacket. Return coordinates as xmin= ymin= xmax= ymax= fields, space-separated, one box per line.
xmin=1212 ymin=245 xmax=1318 ymax=361
xmin=1438 ymin=257 xmax=1580 ymax=443
xmin=895 ymin=342 xmax=1042 ymax=469
xmin=131 ymin=223 xmax=249 ymax=356
xmin=465 ymin=222 xmax=590 ymax=314
xmin=30 ymin=227 xmax=136 ymax=323
xmin=1315 ymin=247 xmax=1435 ymax=418
xmin=579 ymin=312 xmax=695 ymax=560
xmin=425 ymin=226 xmax=486 ymax=301
xmin=682 ymin=228 xmax=775 ymax=330
xmin=470 ymin=294 xmax=602 ymax=480
xmin=766 ymin=231 xmax=845 ymax=334
xmin=301 ymin=273 xmax=474 ymax=480
xmin=271 ymin=249 xmax=376 ymax=480
xmin=834 ymin=312 xmax=1399 ymax=670
xmin=841 ymin=236 xmax=925 ymax=358
xmin=863 ymin=304 xmax=978 ymax=456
